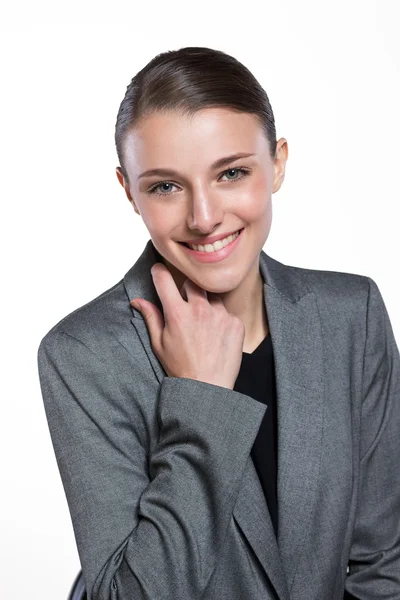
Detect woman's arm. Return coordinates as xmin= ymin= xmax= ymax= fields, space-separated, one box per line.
xmin=344 ymin=277 xmax=400 ymax=599
xmin=37 ymin=330 xmax=266 ymax=600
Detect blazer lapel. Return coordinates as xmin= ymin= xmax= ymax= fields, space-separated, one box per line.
xmin=258 ymin=253 xmax=325 ymax=593
xmin=123 ymin=240 xmax=325 ymax=600
xmin=233 ymin=457 xmax=290 ymax=600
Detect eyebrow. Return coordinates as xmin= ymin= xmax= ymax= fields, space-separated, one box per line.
xmin=137 ymin=152 xmax=256 ymax=180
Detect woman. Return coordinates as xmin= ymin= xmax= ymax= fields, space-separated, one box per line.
xmin=37 ymin=46 xmax=400 ymax=600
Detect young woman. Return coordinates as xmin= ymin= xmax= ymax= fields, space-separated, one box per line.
xmin=37 ymin=46 xmax=400 ymax=600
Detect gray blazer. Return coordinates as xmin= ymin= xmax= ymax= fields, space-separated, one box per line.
xmin=37 ymin=239 xmax=400 ymax=600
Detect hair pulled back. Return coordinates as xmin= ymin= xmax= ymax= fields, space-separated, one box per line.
xmin=115 ymin=46 xmax=277 ymax=183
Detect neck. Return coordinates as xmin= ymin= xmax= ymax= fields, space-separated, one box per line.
xmin=217 ymin=260 xmax=269 ymax=352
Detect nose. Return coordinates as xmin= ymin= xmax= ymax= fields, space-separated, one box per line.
xmin=186 ymin=182 xmax=225 ymax=234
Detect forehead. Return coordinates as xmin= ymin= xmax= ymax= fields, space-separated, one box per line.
xmin=123 ymin=108 xmax=268 ymax=171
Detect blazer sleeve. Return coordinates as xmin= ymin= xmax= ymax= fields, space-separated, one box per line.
xmin=344 ymin=277 xmax=400 ymax=599
xmin=37 ymin=329 xmax=266 ymax=600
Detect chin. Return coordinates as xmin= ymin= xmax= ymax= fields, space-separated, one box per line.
xmin=190 ymin=271 xmax=242 ymax=295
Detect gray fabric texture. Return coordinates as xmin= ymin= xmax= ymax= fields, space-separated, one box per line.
xmin=37 ymin=239 xmax=400 ymax=600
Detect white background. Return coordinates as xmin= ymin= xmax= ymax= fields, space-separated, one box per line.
xmin=1 ymin=1 xmax=399 ymax=598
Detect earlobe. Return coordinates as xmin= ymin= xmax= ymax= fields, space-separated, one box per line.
xmin=116 ymin=167 xmax=125 ymax=188
xmin=116 ymin=167 xmax=135 ymax=204
xmin=271 ymin=138 xmax=288 ymax=193
xmin=130 ymin=200 xmax=141 ymax=215
xmin=272 ymin=169 xmax=285 ymax=194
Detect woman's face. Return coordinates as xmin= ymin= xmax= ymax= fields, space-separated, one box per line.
xmin=117 ymin=107 xmax=288 ymax=294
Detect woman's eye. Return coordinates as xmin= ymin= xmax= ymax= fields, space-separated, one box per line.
xmin=220 ymin=167 xmax=250 ymax=182
xmin=147 ymin=167 xmax=250 ymax=196
xmin=149 ymin=182 xmax=177 ymax=195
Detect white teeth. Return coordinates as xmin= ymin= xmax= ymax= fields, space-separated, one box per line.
xmin=188 ymin=230 xmax=241 ymax=252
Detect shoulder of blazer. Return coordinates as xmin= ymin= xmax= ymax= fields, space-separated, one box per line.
xmin=260 ymin=250 xmax=371 ymax=306
xmin=38 ymin=277 xmax=130 ymax=351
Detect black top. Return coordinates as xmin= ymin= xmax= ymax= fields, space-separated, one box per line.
xmin=233 ymin=332 xmax=278 ymax=538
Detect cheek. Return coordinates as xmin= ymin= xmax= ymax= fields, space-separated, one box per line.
xmin=240 ymin=177 xmax=272 ymax=222
xmin=139 ymin=205 xmax=176 ymax=238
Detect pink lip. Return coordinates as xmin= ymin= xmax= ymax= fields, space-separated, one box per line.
xmin=181 ymin=228 xmax=242 ymax=246
xmin=179 ymin=228 xmax=244 ymax=263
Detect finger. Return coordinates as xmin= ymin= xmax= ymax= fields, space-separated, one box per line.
xmin=180 ymin=278 xmax=208 ymax=303
xmin=207 ymin=292 xmax=225 ymax=307
xmin=179 ymin=281 xmax=188 ymax=302
xmin=150 ymin=263 xmax=185 ymax=321
xmin=130 ymin=298 xmax=164 ymax=353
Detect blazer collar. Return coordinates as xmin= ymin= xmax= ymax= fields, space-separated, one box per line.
xmin=123 ymin=239 xmax=324 ymax=600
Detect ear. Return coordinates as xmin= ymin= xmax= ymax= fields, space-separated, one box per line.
xmin=272 ymin=138 xmax=289 ymax=194
xmin=116 ymin=167 xmax=141 ymax=215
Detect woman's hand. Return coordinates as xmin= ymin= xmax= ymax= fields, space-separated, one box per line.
xmin=130 ymin=262 xmax=245 ymax=390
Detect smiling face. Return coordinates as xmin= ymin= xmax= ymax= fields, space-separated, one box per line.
xmin=116 ymin=107 xmax=288 ymax=294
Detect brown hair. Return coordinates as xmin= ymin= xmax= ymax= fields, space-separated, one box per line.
xmin=115 ymin=46 xmax=277 ymax=184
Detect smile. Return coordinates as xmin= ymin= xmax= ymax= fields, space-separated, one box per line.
xmin=178 ymin=228 xmax=244 ymax=263
xmin=184 ymin=229 xmax=242 ymax=252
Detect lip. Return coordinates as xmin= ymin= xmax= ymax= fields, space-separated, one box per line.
xmin=180 ymin=229 xmax=242 ymax=246
xmin=179 ymin=228 xmax=244 ymax=263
